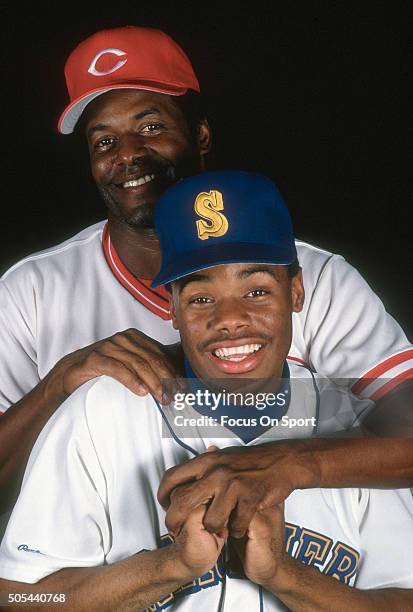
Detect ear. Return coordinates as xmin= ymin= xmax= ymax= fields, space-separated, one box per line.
xmin=291 ymin=269 xmax=305 ymax=313
xmin=197 ymin=119 xmax=212 ymax=157
xmin=169 ymin=291 xmax=179 ymax=330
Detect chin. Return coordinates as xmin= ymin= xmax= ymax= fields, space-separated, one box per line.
xmin=122 ymin=204 xmax=155 ymax=229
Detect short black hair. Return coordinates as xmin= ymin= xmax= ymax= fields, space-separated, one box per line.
xmin=287 ymin=259 xmax=300 ymax=278
xmin=173 ymin=91 xmax=208 ymax=143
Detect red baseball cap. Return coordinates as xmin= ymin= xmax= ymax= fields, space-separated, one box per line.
xmin=58 ymin=26 xmax=200 ymax=134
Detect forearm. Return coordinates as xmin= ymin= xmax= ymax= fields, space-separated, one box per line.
xmin=0 ymin=546 xmax=193 ymax=612
xmin=263 ymin=557 xmax=413 ymax=611
xmin=0 ymin=365 xmax=70 ymax=512
xmin=294 ymin=437 xmax=413 ymax=490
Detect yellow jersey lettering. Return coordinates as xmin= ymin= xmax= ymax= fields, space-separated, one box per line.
xmin=324 ymin=542 xmax=360 ymax=584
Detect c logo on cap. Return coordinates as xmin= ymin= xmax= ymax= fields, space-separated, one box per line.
xmin=88 ymin=48 xmax=128 ymax=76
xmin=195 ymin=190 xmax=229 ymax=240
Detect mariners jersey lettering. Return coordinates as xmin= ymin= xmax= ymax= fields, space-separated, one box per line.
xmin=1 ymin=375 xmax=412 ymax=608
xmin=146 ymin=525 xmax=360 ymax=610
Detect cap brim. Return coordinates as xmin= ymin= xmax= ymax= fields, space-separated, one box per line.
xmin=58 ymin=83 xmax=191 ymax=134
xmin=151 ymin=242 xmax=297 ymax=288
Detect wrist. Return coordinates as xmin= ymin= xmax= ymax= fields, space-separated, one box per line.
xmin=284 ymin=440 xmax=321 ymax=490
xmin=41 ymin=360 xmax=70 ymax=407
xmin=161 ymin=543 xmax=204 ymax=584
xmin=258 ymin=555 xmax=300 ymax=594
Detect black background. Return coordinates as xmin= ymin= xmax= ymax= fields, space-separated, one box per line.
xmin=7 ymin=3 xmax=413 ymax=336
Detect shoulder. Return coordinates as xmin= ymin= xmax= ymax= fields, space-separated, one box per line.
xmin=1 ymin=221 xmax=106 ymax=283
xmin=47 ymin=376 xmax=159 ymax=442
xmin=37 ymin=377 xmax=163 ymax=474
xmin=294 ymin=238 xmax=336 ymax=268
xmin=295 ymin=238 xmax=383 ymax=309
xmin=294 ymin=238 xmax=350 ymax=294
xmin=294 ymin=238 xmax=373 ymax=286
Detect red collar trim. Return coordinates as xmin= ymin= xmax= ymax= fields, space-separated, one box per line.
xmin=102 ymin=223 xmax=171 ymax=321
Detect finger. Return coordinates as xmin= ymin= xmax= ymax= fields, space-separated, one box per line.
xmin=115 ymin=330 xmax=181 ymax=383
xmin=164 ymin=481 xmax=215 ymax=536
xmin=228 ymin=498 xmax=257 ymax=539
xmin=257 ymin=486 xmax=292 ymax=510
xmin=95 ymin=347 xmax=170 ymax=402
xmin=70 ymin=354 xmax=147 ymax=396
xmin=136 ymin=384 xmax=149 ymax=396
xmin=217 ymin=526 xmax=229 ymax=541
xmin=106 ymin=333 xmax=181 ymax=397
xmin=207 ymin=445 xmax=219 ymax=452
xmin=182 ymin=503 xmax=208 ymax=531
xmin=94 ymin=345 xmax=180 ymax=403
xmin=202 ymin=488 xmax=238 ymax=534
xmin=247 ymin=506 xmax=286 ymax=555
xmin=114 ymin=328 xmax=165 ymax=354
xmin=157 ymin=455 xmax=213 ymax=508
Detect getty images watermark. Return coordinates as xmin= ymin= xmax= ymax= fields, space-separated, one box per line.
xmin=159 ymin=377 xmax=412 ymax=439
xmin=172 ymin=387 xmax=303 ymax=430
xmin=160 ymin=378 xmax=323 ymax=438
xmin=173 ymin=388 xmax=287 ymax=411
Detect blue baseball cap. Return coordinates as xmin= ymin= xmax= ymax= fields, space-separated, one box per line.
xmin=151 ymin=171 xmax=297 ymax=288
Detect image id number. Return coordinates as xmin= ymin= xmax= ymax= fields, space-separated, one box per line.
xmin=8 ymin=593 xmax=66 ymax=604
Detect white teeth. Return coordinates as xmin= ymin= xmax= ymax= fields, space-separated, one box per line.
xmin=212 ymin=344 xmax=262 ymax=361
xmin=123 ymin=174 xmax=155 ymax=188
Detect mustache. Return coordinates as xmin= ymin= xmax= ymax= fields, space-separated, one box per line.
xmin=116 ymin=155 xmax=178 ymax=186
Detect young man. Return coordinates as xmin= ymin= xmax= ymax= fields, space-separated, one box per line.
xmin=0 ymin=26 xmax=412 ymax=524
xmin=0 ymin=172 xmax=411 ymax=611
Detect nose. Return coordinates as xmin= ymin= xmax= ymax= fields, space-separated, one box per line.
xmin=209 ymin=297 xmax=250 ymax=336
xmin=116 ymin=133 xmax=148 ymax=166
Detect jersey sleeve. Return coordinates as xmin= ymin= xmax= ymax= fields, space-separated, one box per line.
xmin=0 ymin=278 xmax=40 ymax=412
xmin=313 ymin=375 xmax=374 ymax=434
xmin=0 ymin=382 xmax=110 ymax=583
xmin=302 ymin=254 xmax=413 ymax=400
xmin=355 ymin=488 xmax=413 ymax=589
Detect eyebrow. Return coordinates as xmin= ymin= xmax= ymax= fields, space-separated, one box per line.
xmin=87 ymin=108 xmax=162 ymax=138
xmin=236 ymin=265 xmax=280 ymax=280
xmin=176 ymin=274 xmax=211 ymax=294
xmin=176 ymin=266 xmax=281 ymax=294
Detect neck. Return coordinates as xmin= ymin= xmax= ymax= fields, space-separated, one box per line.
xmin=107 ymin=215 xmax=161 ymax=280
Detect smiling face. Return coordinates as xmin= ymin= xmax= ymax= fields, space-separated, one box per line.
xmin=170 ymin=264 xmax=304 ymax=383
xmin=84 ymin=90 xmax=211 ymax=228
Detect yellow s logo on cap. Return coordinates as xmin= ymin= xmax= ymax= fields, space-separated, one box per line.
xmin=194 ymin=190 xmax=229 ymax=240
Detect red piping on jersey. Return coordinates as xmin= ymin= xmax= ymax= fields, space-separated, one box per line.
xmin=287 ymin=356 xmax=307 ymax=366
xmin=102 ymin=223 xmax=171 ymax=321
xmin=369 ymin=368 xmax=413 ymax=401
xmin=351 ymin=349 xmax=413 ymax=396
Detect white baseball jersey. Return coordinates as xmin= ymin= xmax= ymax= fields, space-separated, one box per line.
xmin=0 ymin=366 xmax=412 ymax=612
xmin=0 ymin=221 xmax=412 ymax=413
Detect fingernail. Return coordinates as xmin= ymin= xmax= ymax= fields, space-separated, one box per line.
xmin=137 ymin=384 xmax=148 ymax=395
